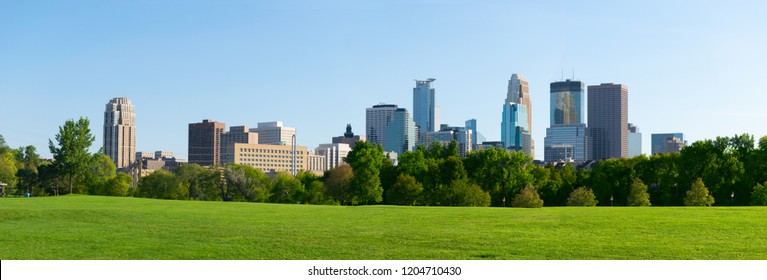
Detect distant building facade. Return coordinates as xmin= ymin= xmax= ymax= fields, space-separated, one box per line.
xmin=251 ymin=121 xmax=296 ymax=145
xmin=501 ymin=102 xmax=532 ymax=157
xmin=188 ymin=119 xmax=226 ymax=166
xmin=550 ymin=80 xmax=585 ymax=125
xmin=104 ymin=97 xmax=136 ymax=170
xmin=366 ymin=104 xmax=399 ymax=147
xmin=384 ymin=108 xmax=417 ymax=154
xmin=465 ymin=119 xmax=478 ymax=149
xmin=419 ymin=125 xmax=473 ymax=157
xmin=331 ymin=124 xmax=366 ymax=149
xmin=315 ymin=143 xmax=352 ymax=170
xmin=628 ymin=123 xmax=642 ymax=157
xmin=651 ymin=133 xmax=686 ymax=154
xmin=588 ymin=83 xmax=629 ymax=160
xmin=136 ymin=151 xmax=182 ymax=177
xmin=413 ymin=78 xmax=438 ymax=133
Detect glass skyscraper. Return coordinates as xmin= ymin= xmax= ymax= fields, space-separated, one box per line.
xmin=501 ymin=102 xmax=532 ymax=156
xmin=465 ymin=119 xmax=477 ymax=150
xmin=550 ymin=79 xmax=584 ymax=126
xmin=384 ymin=108 xmax=417 ymax=155
xmin=544 ymin=80 xmax=591 ymax=163
xmin=502 ymin=74 xmax=534 ymax=157
xmin=413 ymin=78 xmax=437 ymax=133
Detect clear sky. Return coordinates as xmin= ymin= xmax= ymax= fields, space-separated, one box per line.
xmin=1 ymin=0 xmax=766 ymax=160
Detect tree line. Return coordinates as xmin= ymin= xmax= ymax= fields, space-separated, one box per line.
xmin=2 ymin=118 xmax=767 ymax=207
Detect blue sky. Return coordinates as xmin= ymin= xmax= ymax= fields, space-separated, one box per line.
xmin=1 ymin=0 xmax=766 ymax=160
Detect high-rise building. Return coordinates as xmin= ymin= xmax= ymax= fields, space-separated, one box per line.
xmin=251 ymin=121 xmax=296 ymax=145
xmin=465 ymin=119 xmax=478 ymax=149
xmin=384 ymin=108 xmax=417 ymax=154
xmin=188 ymin=119 xmax=226 ymax=166
xmin=104 ymin=97 xmax=136 ymax=169
xmin=505 ymin=74 xmax=534 ymax=156
xmin=366 ymin=104 xmax=399 ymax=147
xmin=588 ymin=83 xmax=629 ymax=160
xmin=544 ymin=124 xmax=591 ymax=162
xmin=413 ymin=78 xmax=438 ymax=133
xmin=221 ymin=125 xmax=259 ymax=156
xmin=550 ymin=80 xmax=585 ymax=125
xmin=316 ymin=143 xmax=352 ymax=170
xmin=331 ymin=124 xmax=366 ymax=149
xmin=628 ymin=123 xmax=642 ymax=157
xmin=651 ymin=133 xmax=686 ymax=154
xmin=501 ymin=102 xmax=532 ymax=156
xmin=221 ymin=142 xmax=308 ymax=174
xmin=544 ymin=80 xmax=590 ymax=163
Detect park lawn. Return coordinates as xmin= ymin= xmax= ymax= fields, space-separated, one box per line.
xmin=0 ymin=195 xmax=765 ymax=260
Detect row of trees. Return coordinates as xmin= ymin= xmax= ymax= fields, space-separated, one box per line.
xmin=2 ymin=118 xmax=767 ymax=207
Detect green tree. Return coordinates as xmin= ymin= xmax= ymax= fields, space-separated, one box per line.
xmin=176 ymin=164 xmax=220 ymax=201
xmin=684 ymin=178 xmax=715 ymax=206
xmin=270 ymin=171 xmax=304 ymax=203
xmin=325 ymin=164 xmax=353 ymax=205
xmin=627 ymin=178 xmax=651 ymax=206
xmin=13 ymin=146 xmax=42 ymax=196
xmin=511 ymin=186 xmax=544 ymax=208
xmin=0 ymin=149 xmax=18 ymax=193
xmin=224 ymin=164 xmax=270 ymax=202
xmin=136 ymin=170 xmax=186 ymax=200
xmin=0 ymin=134 xmax=7 ymax=148
xmin=750 ymin=182 xmax=767 ymax=206
xmin=103 ymin=173 xmax=132 ymax=196
xmin=85 ymin=154 xmax=117 ymax=195
xmin=567 ymin=187 xmax=598 ymax=206
xmin=449 ymin=179 xmax=491 ymax=207
xmin=48 ymin=117 xmax=95 ymax=194
xmin=345 ymin=141 xmax=383 ymax=205
xmin=387 ymin=174 xmax=423 ymax=206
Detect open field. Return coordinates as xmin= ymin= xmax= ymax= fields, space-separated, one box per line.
xmin=0 ymin=195 xmax=765 ymax=260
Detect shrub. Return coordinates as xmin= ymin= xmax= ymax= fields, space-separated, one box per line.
xmin=511 ymin=186 xmax=544 ymax=208
xmin=387 ymin=174 xmax=423 ymax=206
xmin=627 ymin=178 xmax=651 ymax=206
xmin=751 ymin=182 xmax=767 ymax=206
xmin=450 ymin=179 xmax=491 ymax=207
xmin=567 ymin=187 xmax=598 ymax=206
xmin=684 ymin=178 xmax=715 ymax=206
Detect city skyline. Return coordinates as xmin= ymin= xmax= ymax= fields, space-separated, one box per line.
xmin=2 ymin=1 xmax=766 ymax=160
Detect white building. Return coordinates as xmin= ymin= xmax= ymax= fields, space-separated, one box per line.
xmin=251 ymin=121 xmax=296 ymax=146
xmin=315 ymin=143 xmax=352 ymax=170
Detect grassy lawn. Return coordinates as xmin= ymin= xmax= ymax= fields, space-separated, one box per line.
xmin=0 ymin=195 xmax=765 ymax=260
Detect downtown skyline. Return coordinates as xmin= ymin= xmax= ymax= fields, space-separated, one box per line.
xmin=1 ymin=1 xmax=766 ymax=160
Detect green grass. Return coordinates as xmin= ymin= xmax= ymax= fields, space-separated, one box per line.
xmin=1 ymin=195 xmax=765 ymax=260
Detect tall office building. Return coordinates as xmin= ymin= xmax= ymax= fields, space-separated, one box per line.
xmin=413 ymin=78 xmax=438 ymax=133
xmin=550 ymin=79 xmax=585 ymax=125
xmin=104 ymin=97 xmax=136 ymax=169
xmin=251 ymin=121 xmax=296 ymax=145
xmin=501 ymin=102 xmax=532 ymax=156
xmin=384 ymin=108 xmax=417 ymax=154
xmin=628 ymin=123 xmax=642 ymax=157
xmin=366 ymin=104 xmax=399 ymax=147
xmin=505 ymin=74 xmax=534 ymax=156
xmin=465 ymin=119 xmax=478 ymax=150
xmin=188 ymin=119 xmax=226 ymax=166
xmin=588 ymin=83 xmax=629 ymax=160
xmin=544 ymin=80 xmax=591 ymax=163
xmin=651 ymin=133 xmax=686 ymax=154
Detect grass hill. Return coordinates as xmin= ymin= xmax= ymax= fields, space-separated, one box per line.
xmin=1 ymin=195 xmax=765 ymax=259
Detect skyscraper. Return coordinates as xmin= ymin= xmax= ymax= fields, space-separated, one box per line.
xmin=628 ymin=123 xmax=642 ymax=157
xmin=550 ymin=79 xmax=585 ymax=125
xmin=103 ymin=97 xmax=136 ymax=169
xmin=413 ymin=78 xmax=437 ymax=133
xmin=331 ymin=124 xmax=366 ymax=149
xmin=505 ymin=74 xmax=534 ymax=156
xmin=465 ymin=119 xmax=478 ymax=149
xmin=544 ymin=80 xmax=591 ymax=163
xmin=588 ymin=83 xmax=629 ymax=160
xmin=366 ymin=104 xmax=399 ymax=147
xmin=188 ymin=119 xmax=226 ymax=166
xmin=384 ymin=108 xmax=417 ymax=154
xmin=501 ymin=102 xmax=532 ymax=156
